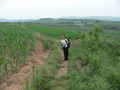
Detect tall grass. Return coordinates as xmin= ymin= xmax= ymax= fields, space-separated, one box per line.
xmin=67 ymin=24 xmax=120 ymax=90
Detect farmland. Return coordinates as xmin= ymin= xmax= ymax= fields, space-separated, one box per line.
xmin=24 ymin=19 xmax=120 ymax=38
xmin=0 ymin=19 xmax=120 ymax=90
xmin=0 ymin=23 xmax=36 ymax=82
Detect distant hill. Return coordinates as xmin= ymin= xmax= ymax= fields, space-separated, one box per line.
xmin=0 ymin=19 xmax=35 ymax=22
xmin=58 ymin=16 xmax=120 ymax=21
xmin=1 ymin=16 xmax=120 ymax=22
xmin=39 ymin=18 xmax=54 ymax=20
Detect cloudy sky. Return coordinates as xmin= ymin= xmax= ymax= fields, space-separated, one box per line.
xmin=0 ymin=0 xmax=120 ymax=19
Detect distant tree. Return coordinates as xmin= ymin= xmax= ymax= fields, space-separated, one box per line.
xmin=95 ymin=20 xmax=100 ymax=23
xmin=84 ymin=21 xmax=87 ymax=25
xmin=89 ymin=23 xmax=102 ymax=39
xmin=81 ymin=20 xmax=84 ymax=24
xmin=94 ymin=23 xmax=102 ymax=39
xmin=18 ymin=22 xmax=21 ymax=25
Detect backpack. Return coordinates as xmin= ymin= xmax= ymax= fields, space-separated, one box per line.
xmin=65 ymin=39 xmax=70 ymax=48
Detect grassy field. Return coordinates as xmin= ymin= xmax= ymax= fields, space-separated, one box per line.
xmin=0 ymin=21 xmax=120 ymax=90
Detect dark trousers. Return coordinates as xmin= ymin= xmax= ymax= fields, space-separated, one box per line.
xmin=63 ymin=47 xmax=68 ymax=60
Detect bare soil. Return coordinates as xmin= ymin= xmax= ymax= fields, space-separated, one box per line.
xmin=0 ymin=40 xmax=49 ymax=90
xmin=56 ymin=50 xmax=68 ymax=77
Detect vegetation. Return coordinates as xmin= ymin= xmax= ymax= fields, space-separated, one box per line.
xmin=24 ymin=19 xmax=120 ymax=39
xmin=0 ymin=23 xmax=36 ymax=82
xmin=25 ymin=25 xmax=84 ymax=39
xmin=67 ymin=24 xmax=120 ymax=90
xmin=0 ymin=19 xmax=120 ymax=90
xmin=26 ymin=37 xmax=62 ymax=90
xmin=25 ymin=23 xmax=120 ymax=90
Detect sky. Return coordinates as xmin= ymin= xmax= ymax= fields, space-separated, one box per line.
xmin=0 ymin=0 xmax=120 ymax=19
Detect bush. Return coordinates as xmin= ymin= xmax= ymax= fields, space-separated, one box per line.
xmin=67 ymin=23 xmax=120 ymax=90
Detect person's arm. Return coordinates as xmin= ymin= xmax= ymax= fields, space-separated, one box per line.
xmin=66 ymin=41 xmax=69 ymax=44
xmin=61 ymin=40 xmax=63 ymax=49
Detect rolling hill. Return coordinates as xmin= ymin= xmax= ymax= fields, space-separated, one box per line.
xmin=58 ymin=16 xmax=120 ymax=21
xmin=1 ymin=16 xmax=120 ymax=22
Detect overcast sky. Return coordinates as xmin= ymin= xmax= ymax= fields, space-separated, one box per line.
xmin=0 ymin=0 xmax=120 ymax=19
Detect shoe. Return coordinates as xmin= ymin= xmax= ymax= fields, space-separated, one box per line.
xmin=64 ymin=59 xmax=68 ymax=61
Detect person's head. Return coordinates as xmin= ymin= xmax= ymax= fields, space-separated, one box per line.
xmin=62 ymin=34 xmax=65 ymax=39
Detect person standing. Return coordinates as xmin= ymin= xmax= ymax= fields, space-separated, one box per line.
xmin=61 ymin=34 xmax=69 ymax=61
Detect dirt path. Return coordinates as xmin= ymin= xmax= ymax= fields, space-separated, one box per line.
xmin=56 ymin=50 xmax=68 ymax=77
xmin=0 ymin=40 xmax=49 ymax=90
xmin=51 ymin=50 xmax=68 ymax=90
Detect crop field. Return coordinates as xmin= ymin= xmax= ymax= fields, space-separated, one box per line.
xmin=24 ymin=19 xmax=120 ymax=39
xmin=0 ymin=23 xmax=35 ymax=81
xmin=25 ymin=25 xmax=85 ymax=39
xmin=0 ymin=20 xmax=120 ymax=90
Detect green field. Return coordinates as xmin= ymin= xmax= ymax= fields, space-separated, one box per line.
xmin=0 ymin=20 xmax=120 ymax=90
xmin=24 ymin=19 xmax=120 ymax=39
xmin=0 ymin=23 xmax=36 ymax=81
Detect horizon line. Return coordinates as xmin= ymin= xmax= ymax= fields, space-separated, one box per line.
xmin=0 ymin=15 xmax=120 ymax=20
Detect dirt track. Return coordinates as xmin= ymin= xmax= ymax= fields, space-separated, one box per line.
xmin=56 ymin=50 xmax=68 ymax=77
